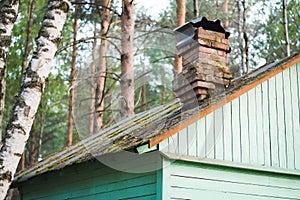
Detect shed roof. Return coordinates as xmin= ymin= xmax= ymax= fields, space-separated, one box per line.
xmin=14 ymin=53 xmax=300 ymax=183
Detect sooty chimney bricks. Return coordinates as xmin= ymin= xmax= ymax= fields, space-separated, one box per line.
xmin=173 ymin=17 xmax=233 ymax=107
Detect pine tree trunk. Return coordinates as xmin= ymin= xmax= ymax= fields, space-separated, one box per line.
xmin=29 ymin=122 xmax=36 ymax=166
xmin=21 ymin=0 xmax=36 ymax=82
xmin=141 ymin=84 xmax=147 ymax=112
xmin=67 ymin=0 xmax=79 ymax=147
xmin=193 ymin=0 xmax=199 ymax=19
xmin=0 ymin=0 xmax=20 ymax=142
xmin=95 ymin=0 xmax=110 ymax=131
xmin=174 ymin=0 xmax=185 ymax=77
xmin=242 ymin=0 xmax=249 ymax=73
xmin=121 ymin=0 xmax=135 ymax=117
xmin=237 ymin=0 xmax=244 ymax=74
xmin=0 ymin=1 xmax=70 ymax=197
xmin=223 ymin=0 xmax=229 ymax=30
xmin=37 ymin=114 xmax=45 ymax=160
xmin=283 ymin=0 xmax=290 ymax=57
xmin=89 ymin=22 xmax=96 ymax=135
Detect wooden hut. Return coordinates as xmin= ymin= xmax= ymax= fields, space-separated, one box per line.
xmin=14 ymin=18 xmax=300 ymax=200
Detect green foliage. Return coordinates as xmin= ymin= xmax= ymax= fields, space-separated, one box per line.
xmin=252 ymin=0 xmax=300 ymax=63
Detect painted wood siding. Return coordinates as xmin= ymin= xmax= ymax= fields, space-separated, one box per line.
xmin=160 ymin=62 xmax=300 ymax=170
xmin=19 ymin=160 xmax=159 ymax=200
xmin=163 ymin=160 xmax=300 ymax=200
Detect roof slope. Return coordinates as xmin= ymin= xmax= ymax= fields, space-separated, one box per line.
xmin=14 ymin=53 xmax=300 ymax=183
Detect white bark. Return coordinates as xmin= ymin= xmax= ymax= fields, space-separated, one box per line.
xmin=0 ymin=0 xmax=70 ymax=198
xmin=0 ymin=0 xmax=20 ymax=142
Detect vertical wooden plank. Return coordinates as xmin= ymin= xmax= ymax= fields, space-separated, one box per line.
xmin=255 ymin=84 xmax=265 ymax=165
xmin=223 ymin=102 xmax=232 ymax=161
xmin=275 ymin=72 xmax=287 ymax=168
xmin=214 ymin=107 xmax=224 ymax=160
xmin=156 ymin=169 xmax=162 ymax=200
xmin=261 ymin=81 xmax=271 ymax=167
xmin=187 ymin=122 xmax=197 ymax=157
xmin=282 ymin=68 xmax=295 ymax=169
xmin=296 ymin=63 xmax=300 ymax=169
xmin=206 ymin=112 xmax=215 ymax=159
xmin=162 ymin=158 xmax=171 ymax=200
xmin=247 ymin=89 xmax=258 ymax=164
xmin=231 ymin=98 xmax=241 ymax=163
xmin=290 ymin=65 xmax=300 ymax=169
xmin=239 ymin=93 xmax=250 ymax=164
xmin=197 ymin=118 xmax=206 ymax=158
xmin=178 ymin=128 xmax=188 ymax=156
xmin=268 ymin=76 xmax=279 ymax=167
xmin=159 ymin=137 xmax=169 ymax=152
xmin=167 ymin=133 xmax=179 ymax=154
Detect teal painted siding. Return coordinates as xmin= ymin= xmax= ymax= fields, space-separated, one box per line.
xmin=20 ymin=160 xmax=159 ymax=200
xmin=160 ymin=63 xmax=300 ymax=170
xmin=163 ymin=160 xmax=300 ymax=200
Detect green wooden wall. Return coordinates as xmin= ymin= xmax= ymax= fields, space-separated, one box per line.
xmin=162 ymin=159 xmax=300 ymax=200
xmin=160 ymin=62 xmax=300 ymax=170
xmin=19 ymin=159 xmax=159 ymax=200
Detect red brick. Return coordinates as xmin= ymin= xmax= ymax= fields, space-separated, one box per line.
xmin=197 ymin=28 xmax=226 ymax=39
xmin=192 ymin=80 xmax=215 ymax=89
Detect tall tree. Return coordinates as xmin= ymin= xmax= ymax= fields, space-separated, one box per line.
xmin=242 ymin=0 xmax=249 ymax=74
xmin=193 ymin=0 xmax=199 ymax=19
xmin=67 ymin=0 xmax=79 ymax=147
xmin=120 ymin=0 xmax=135 ymax=117
xmin=174 ymin=0 xmax=185 ymax=76
xmin=0 ymin=0 xmax=70 ymax=197
xmin=95 ymin=0 xmax=111 ymax=131
xmin=282 ymin=0 xmax=290 ymax=57
xmin=90 ymin=22 xmax=97 ymax=135
xmin=21 ymin=0 xmax=36 ymax=82
xmin=0 ymin=0 xmax=20 ymax=142
xmin=223 ymin=0 xmax=229 ymax=30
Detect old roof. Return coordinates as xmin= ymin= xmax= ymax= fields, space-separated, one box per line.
xmin=14 ymin=53 xmax=300 ymax=183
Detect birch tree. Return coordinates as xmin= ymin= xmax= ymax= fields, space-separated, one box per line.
xmin=120 ymin=0 xmax=135 ymax=117
xmin=0 ymin=0 xmax=70 ymax=197
xmin=0 ymin=0 xmax=20 ymax=142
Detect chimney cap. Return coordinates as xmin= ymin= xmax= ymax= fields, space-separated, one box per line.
xmin=174 ymin=17 xmax=230 ymax=42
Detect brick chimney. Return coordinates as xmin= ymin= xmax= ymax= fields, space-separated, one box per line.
xmin=173 ymin=17 xmax=233 ymax=107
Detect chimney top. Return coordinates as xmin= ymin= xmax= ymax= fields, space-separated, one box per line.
xmin=173 ymin=17 xmax=233 ymax=109
xmin=174 ymin=17 xmax=230 ymax=49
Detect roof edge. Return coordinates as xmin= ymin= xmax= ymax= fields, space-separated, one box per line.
xmin=161 ymin=152 xmax=300 ymax=177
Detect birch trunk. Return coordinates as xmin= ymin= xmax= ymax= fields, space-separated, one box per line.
xmin=174 ymin=0 xmax=185 ymax=77
xmin=95 ymin=0 xmax=111 ymax=132
xmin=67 ymin=0 xmax=79 ymax=146
xmin=283 ymin=0 xmax=290 ymax=57
xmin=120 ymin=0 xmax=135 ymax=117
xmin=0 ymin=0 xmax=70 ymax=198
xmin=0 ymin=0 xmax=20 ymax=142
